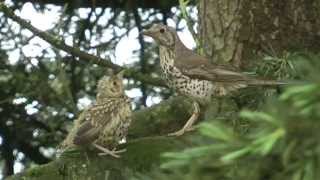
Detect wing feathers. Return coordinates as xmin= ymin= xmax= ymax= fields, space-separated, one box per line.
xmin=72 ymin=99 xmax=125 ymax=146
xmin=175 ymin=52 xmax=284 ymax=85
xmin=73 ymin=121 xmax=100 ymax=145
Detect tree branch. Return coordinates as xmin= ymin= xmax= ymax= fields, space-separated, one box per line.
xmin=11 ymin=0 xmax=182 ymax=10
xmin=7 ymin=136 xmax=192 ymax=180
xmin=6 ymin=96 xmax=196 ymax=180
xmin=0 ymin=3 xmax=166 ymax=87
xmin=1 ymin=135 xmax=14 ymax=177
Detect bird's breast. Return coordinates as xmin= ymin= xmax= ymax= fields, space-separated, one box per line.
xmin=159 ymin=46 xmax=184 ymax=79
xmin=159 ymin=46 xmax=214 ymax=99
xmin=94 ymin=98 xmax=132 ymax=147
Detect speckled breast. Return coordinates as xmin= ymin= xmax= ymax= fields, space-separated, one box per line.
xmin=159 ymin=46 xmax=214 ymax=100
xmin=96 ymin=98 xmax=132 ymax=148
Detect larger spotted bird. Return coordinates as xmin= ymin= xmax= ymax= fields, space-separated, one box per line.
xmin=142 ymin=24 xmax=287 ymax=136
xmin=60 ymin=71 xmax=132 ymax=158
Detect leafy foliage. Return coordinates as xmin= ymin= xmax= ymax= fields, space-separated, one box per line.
xmin=155 ymin=54 xmax=320 ymax=180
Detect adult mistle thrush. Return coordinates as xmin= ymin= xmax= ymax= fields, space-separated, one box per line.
xmin=60 ymin=71 xmax=132 ymax=158
xmin=142 ymin=24 xmax=286 ymax=136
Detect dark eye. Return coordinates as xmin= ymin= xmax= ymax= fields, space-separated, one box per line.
xmin=159 ymin=28 xmax=165 ymax=33
xmin=113 ymin=81 xmax=117 ymax=86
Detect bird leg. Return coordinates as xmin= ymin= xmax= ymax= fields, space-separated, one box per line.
xmin=98 ymin=148 xmax=126 ymax=156
xmin=168 ymin=102 xmax=200 ymax=136
xmin=93 ymin=143 xmax=126 ymax=158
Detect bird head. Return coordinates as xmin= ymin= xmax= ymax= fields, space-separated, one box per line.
xmin=97 ymin=70 xmax=125 ymax=99
xmin=142 ymin=24 xmax=177 ymax=47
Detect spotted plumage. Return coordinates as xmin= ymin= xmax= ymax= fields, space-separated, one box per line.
xmin=142 ymin=24 xmax=286 ymax=136
xmin=60 ymin=71 xmax=132 ymax=158
xmin=159 ymin=46 xmax=214 ymax=100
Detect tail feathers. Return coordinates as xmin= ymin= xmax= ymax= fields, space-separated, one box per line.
xmin=246 ymin=79 xmax=303 ymax=86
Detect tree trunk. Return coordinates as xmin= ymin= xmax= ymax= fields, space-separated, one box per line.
xmin=198 ymin=0 xmax=320 ymax=67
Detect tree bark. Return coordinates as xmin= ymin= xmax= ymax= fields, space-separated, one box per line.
xmin=198 ymin=0 xmax=320 ymax=67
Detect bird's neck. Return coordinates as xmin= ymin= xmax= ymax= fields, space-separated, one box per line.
xmin=173 ymin=34 xmax=193 ymax=61
xmin=158 ymin=34 xmax=189 ymax=72
xmin=174 ymin=35 xmax=188 ymax=53
xmin=159 ymin=45 xmax=174 ymax=66
xmin=96 ymin=95 xmax=126 ymax=103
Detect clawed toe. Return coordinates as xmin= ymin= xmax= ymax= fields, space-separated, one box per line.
xmin=168 ymin=126 xmax=196 ymax=137
xmin=93 ymin=143 xmax=126 ymax=158
xmin=168 ymin=102 xmax=199 ymax=137
xmin=98 ymin=148 xmax=127 ymax=157
xmin=168 ymin=130 xmax=185 ymax=137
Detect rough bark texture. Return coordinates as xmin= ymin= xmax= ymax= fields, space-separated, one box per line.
xmin=199 ymin=0 xmax=244 ymax=67
xmin=199 ymin=0 xmax=320 ymax=67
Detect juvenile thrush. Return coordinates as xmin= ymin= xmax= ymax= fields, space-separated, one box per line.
xmin=60 ymin=71 xmax=132 ymax=158
xmin=142 ymin=24 xmax=286 ymax=136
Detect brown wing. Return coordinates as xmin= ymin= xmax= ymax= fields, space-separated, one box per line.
xmin=73 ymin=121 xmax=101 ymax=145
xmin=73 ymin=100 xmax=119 ymax=146
xmin=174 ymin=51 xmax=251 ymax=83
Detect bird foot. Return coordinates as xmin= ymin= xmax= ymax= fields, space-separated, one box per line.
xmin=168 ymin=126 xmax=196 ymax=136
xmin=98 ymin=148 xmax=126 ymax=157
xmin=168 ymin=102 xmax=200 ymax=137
xmin=93 ymin=143 xmax=126 ymax=158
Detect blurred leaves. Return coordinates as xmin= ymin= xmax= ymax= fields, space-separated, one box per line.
xmin=280 ymin=84 xmax=320 ymax=114
xmin=157 ymin=53 xmax=320 ymax=180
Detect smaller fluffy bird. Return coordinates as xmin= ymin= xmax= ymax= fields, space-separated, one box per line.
xmin=60 ymin=71 xmax=132 ymax=158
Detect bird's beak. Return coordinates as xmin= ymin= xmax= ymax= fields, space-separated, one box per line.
xmin=116 ymin=70 xmax=125 ymax=79
xmin=141 ymin=29 xmax=153 ymax=37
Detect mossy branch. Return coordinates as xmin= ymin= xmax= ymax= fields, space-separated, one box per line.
xmin=6 ymin=97 xmax=195 ymax=180
xmin=7 ymin=136 xmax=191 ymax=180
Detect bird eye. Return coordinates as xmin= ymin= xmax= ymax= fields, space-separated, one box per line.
xmin=159 ymin=28 xmax=165 ymax=33
xmin=113 ymin=81 xmax=117 ymax=86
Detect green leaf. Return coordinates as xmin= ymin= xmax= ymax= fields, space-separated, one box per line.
xmin=220 ymin=147 xmax=250 ymax=163
xmin=198 ymin=122 xmax=235 ymax=142
xmin=280 ymin=84 xmax=318 ymax=100
xmin=292 ymin=169 xmax=303 ymax=180
xmin=160 ymin=159 xmax=189 ymax=169
xmin=162 ymin=144 xmax=225 ymax=160
xmin=240 ymin=111 xmax=278 ymax=125
xmin=303 ymin=161 xmax=315 ymax=180
xmin=261 ymin=129 xmax=284 ymax=155
xmin=282 ymin=140 xmax=297 ymax=166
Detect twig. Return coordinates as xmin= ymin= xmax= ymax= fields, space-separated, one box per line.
xmin=179 ymin=0 xmax=198 ymax=47
xmin=0 ymin=3 xmax=166 ymax=87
